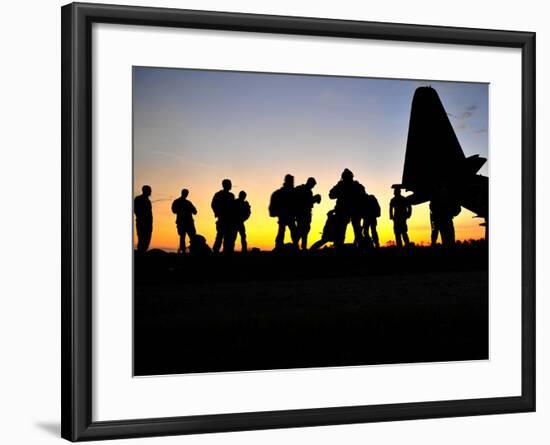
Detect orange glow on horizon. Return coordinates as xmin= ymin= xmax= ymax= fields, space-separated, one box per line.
xmin=133 ymin=177 xmax=485 ymax=252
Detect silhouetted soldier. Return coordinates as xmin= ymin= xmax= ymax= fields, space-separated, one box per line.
xmin=134 ymin=185 xmax=153 ymax=253
xmin=269 ymin=174 xmax=298 ymax=249
xmin=171 ymin=189 xmax=197 ymax=254
xmin=310 ymin=210 xmax=338 ymax=250
xmin=235 ymin=191 xmax=251 ymax=252
xmin=430 ymin=187 xmax=461 ymax=247
xmin=363 ymin=193 xmax=381 ymax=248
xmin=389 ymin=187 xmax=412 ymax=248
xmin=211 ymin=179 xmax=236 ymax=253
xmin=189 ymin=234 xmax=212 ymax=256
xmin=294 ymin=177 xmax=321 ymax=250
xmin=329 ymin=169 xmax=365 ymax=247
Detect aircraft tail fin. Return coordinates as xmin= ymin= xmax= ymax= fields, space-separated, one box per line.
xmin=402 ymin=87 xmax=467 ymax=191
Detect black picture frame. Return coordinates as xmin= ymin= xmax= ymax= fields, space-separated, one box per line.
xmin=61 ymin=2 xmax=536 ymax=441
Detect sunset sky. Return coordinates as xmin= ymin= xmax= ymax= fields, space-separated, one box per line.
xmin=133 ymin=67 xmax=488 ymax=251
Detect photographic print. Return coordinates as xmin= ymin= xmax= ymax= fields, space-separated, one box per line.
xmin=62 ymin=5 xmax=535 ymax=439
xmin=133 ymin=67 xmax=489 ymax=376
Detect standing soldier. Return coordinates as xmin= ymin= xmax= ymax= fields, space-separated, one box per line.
xmin=328 ymin=168 xmax=365 ymax=248
xmin=211 ymin=179 xmax=236 ymax=253
xmin=171 ymin=188 xmax=197 ymax=254
xmin=134 ymin=185 xmax=153 ymax=253
xmin=389 ymin=186 xmax=412 ymax=248
xmin=363 ymin=193 xmax=381 ymax=248
xmin=269 ymin=174 xmax=298 ymax=250
xmin=429 ymin=187 xmax=461 ymax=247
xmin=235 ymin=191 xmax=251 ymax=252
xmin=294 ymin=177 xmax=322 ymax=250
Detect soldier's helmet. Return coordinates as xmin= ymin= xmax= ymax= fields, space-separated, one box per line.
xmin=284 ymin=174 xmax=294 ymax=187
xmin=222 ymin=179 xmax=232 ymax=190
xmin=341 ymin=169 xmax=354 ymax=181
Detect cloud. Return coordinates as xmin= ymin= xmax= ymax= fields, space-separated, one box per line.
xmin=447 ymin=104 xmax=478 ymax=131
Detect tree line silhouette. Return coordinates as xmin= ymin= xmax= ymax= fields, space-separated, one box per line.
xmin=134 ymin=168 xmax=463 ymax=255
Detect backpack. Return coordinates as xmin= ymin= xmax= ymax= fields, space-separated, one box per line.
xmin=241 ymin=201 xmax=251 ymax=221
xmin=368 ymin=195 xmax=381 ymax=218
xmin=269 ymin=189 xmax=283 ymax=217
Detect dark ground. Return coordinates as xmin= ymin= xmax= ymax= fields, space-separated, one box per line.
xmin=134 ymin=244 xmax=488 ymax=376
